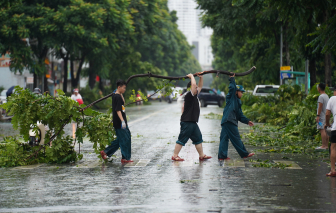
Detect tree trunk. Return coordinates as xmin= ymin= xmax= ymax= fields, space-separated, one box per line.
xmin=88 ymin=60 xmax=96 ymax=89
xmin=43 ymin=75 xmax=49 ymax=92
xmin=98 ymin=77 xmax=104 ymax=92
xmin=70 ymin=58 xmax=75 ymax=89
xmin=325 ymin=52 xmax=332 ymax=86
xmin=283 ymin=24 xmax=290 ymax=66
xmin=33 ymin=72 xmax=37 ymax=88
xmin=309 ymin=58 xmax=316 ymax=87
xmin=72 ymin=55 xmax=85 ymax=89
xmin=63 ymin=57 xmax=68 ymax=93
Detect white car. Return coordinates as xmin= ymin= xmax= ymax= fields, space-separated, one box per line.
xmin=167 ymin=87 xmax=183 ymax=103
xmin=147 ymin=90 xmax=162 ymax=101
xmin=252 ymin=85 xmax=279 ymax=96
xmin=0 ymin=90 xmax=7 ymax=104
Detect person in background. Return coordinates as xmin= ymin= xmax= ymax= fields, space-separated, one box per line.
xmin=33 ymin=88 xmax=42 ymax=95
xmin=71 ymin=88 xmax=84 ymax=105
xmin=316 ymin=83 xmax=330 ymax=150
xmin=325 ymin=86 xmax=336 ymax=177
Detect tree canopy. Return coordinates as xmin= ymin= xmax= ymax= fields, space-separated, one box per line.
xmin=196 ymin=0 xmax=336 ymax=88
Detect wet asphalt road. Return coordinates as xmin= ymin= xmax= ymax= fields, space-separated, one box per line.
xmin=1 ymin=101 xmax=336 ymax=212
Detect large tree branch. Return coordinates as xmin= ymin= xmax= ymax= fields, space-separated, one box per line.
xmin=82 ymin=66 xmax=256 ymax=111
xmin=125 ymin=66 xmax=256 ymax=84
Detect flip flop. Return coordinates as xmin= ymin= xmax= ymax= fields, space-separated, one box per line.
xmin=315 ymin=147 xmax=328 ymax=150
xmin=172 ymin=156 xmax=184 ymax=161
xmin=199 ymin=155 xmax=212 ymax=160
xmin=326 ymin=172 xmax=336 ymax=177
xmin=243 ymin=153 xmax=255 ymax=159
xmin=100 ymin=150 xmax=107 ymax=160
xmin=219 ymin=157 xmax=231 ymax=161
xmin=121 ymin=159 xmax=134 ymax=163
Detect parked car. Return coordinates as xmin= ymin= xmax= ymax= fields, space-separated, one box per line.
xmin=177 ymin=88 xmax=225 ymax=107
xmin=0 ymin=90 xmax=7 ymax=104
xmin=252 ymin=85 xmax=279 ymax=96
xmin=0 ymin=90 xmax=7 ymax=118
xmin=147 ymin=90 xmax=162 ymax=102
xmin=198 ymin=87 xmax=225 ymax=107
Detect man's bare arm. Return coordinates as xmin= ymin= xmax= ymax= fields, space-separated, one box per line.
xmin=187 ymin=73 xmax=197 ymax=95
xmin=197 ymin=73 xmax=203 ymax=94
xmin=317 ymin=102 xmax=323 ymax=116
xmin=117 ymin=111 xmax=124 ymax=122
xmin=325 ymin=109 xmax=331 ymax=127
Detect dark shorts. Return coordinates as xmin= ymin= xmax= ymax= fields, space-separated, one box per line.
xmin=176 ymin=121 xmax=203 ymax=146
xmin=330 ymin=130 xmax=336 ymax=143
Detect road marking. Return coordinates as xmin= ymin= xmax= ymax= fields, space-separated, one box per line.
xmin=128 ymin=106 xmax=171 ymax=127
xmin=273 ymin=160 xmax=302 ymax=169
xmin=223 ymin=159 xmax=245 ymax=168
xmin=124 ymin=159 xmax=151 ymax=167
xmin=11 ymin=164 xmax=45 ymax=170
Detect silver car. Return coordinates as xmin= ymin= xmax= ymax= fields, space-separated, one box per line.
xmin=0 ymin=90 xmax=7 ymax=104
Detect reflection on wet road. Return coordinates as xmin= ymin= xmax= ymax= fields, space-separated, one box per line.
xmin=1 ymin=102 xmax=336 ymax=212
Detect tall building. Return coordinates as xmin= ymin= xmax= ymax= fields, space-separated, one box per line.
xmin=168 ymin=0 xmax=214 ymax=70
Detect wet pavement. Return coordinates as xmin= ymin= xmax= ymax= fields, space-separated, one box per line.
xmin=1 ymin=101 xmax=336 ymax=212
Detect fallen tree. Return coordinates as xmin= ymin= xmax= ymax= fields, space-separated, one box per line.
xmin=0 ymin=66 xmax=256 ymax=166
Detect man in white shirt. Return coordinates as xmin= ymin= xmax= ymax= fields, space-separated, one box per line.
xmin=70 ymin=88 xmax=83 ymax=105
xmin=316 ymin=83 xmax=330 ymax=150
xmin=325 ymin=86 xmax=336 ymax=177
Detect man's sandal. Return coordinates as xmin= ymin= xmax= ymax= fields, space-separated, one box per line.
xmin=218 ymin=157 xmax=231 ymax=161
xmin=199 ymin=155 xmax=212 ymax=160
xmin=100 ymin=151 xmax=107 ymax=160
xmin=172 ymin=156 xmax=184 ymax=161
xmin=243 ymin=153 xmax=255 ymax=159
xmin=121 ymin=159 xmax=134 ymax=163
xmin=326 ymin=171 xmax=336 ymax=177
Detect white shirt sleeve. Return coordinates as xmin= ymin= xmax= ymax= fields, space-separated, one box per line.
xmin=326 ymin=98 xmax=332 ymax=111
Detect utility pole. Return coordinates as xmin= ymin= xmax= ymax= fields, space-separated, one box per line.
xmin=305 ymin=59 xmax=309 ymax=95
xmin=280 ymin=26 xmax=283 ymax=85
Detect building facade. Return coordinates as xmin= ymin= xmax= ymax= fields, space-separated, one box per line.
xmin=168 ymin=0 xmax=214 ymax=70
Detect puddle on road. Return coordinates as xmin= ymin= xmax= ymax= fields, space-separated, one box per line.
xmin=124 ymin=159 xmax=151 ymax=167
xmin=11 ymin=164 xmax=45 ymax=170
xmin=73 ymin=161 xmax=102 ymax=168
xmin=172 ymin=160 xmax=194 ymax=167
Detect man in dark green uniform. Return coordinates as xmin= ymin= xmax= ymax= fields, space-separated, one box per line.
xmin=218 ymin=73 xmax=255 ymax=160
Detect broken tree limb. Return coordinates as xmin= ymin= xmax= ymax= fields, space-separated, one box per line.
xmin=83 ymin=66 xmax=256 ymax=110
xmin=125 ymin=66 xmax=256 ymax=84
xmin=25 ymin=66 xmax=256 ymax=161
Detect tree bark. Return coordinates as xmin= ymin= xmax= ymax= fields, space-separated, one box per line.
xmin=33 ymin=72 xmax=37 ymax=88
xmin=63 ymin=57 xmax=68 ymax=93
xmin=71 ymin=54 xmax=85 ymax=89
xmin=43 ymin=75 xmax=49 ymax=92
xmin=70 ymin=58 xmax=75 ymax=89
xmin=88 ymin=60 xmax=96 ymax=89
xmin=309 ymin=58 xmax=316 ymax=87
xmin=283 ymin=24 xmax=290 ymax=66
xmin=325 ymin=52 xmax=332 ymax=86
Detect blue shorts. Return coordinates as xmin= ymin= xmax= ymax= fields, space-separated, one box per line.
xmin=176 ymin=121 xmax=203 ymax=146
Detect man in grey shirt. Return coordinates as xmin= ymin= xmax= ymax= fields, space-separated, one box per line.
xmin=316 ymin=83 xmax=330 ymax=150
